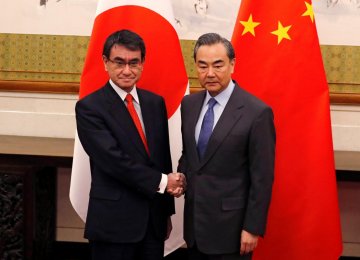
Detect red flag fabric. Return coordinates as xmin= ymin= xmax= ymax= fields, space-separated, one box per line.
xmin=70 ymin=0 xmax=188 ymax=255
xmin=79 ymin=2 xmax=187 ymax=117
xmin=231 ymin=1 xmax=342 ymax=259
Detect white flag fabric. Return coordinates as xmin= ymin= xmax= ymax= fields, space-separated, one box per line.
xmin=69 ymin=0 xmax=189 ymax=255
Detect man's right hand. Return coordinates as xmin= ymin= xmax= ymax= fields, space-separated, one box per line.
xmin=167 ymin=172 xmax=186 ymax=197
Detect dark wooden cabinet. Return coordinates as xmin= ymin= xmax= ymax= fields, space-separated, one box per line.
xmin=0 ymin=136 xmax=73 ymax=260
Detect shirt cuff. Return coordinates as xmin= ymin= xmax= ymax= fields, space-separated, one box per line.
xmin=158 ymin=174 xmax=168 ymax=194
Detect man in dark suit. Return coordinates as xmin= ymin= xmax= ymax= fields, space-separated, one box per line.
xmin=76 ymin=30 xmax=185 ymax=260
xmin=178 ymin=33 xmax=276 ymax=260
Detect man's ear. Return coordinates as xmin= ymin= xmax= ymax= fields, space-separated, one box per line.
xmin=102 ymin=55 xmax=108 ymax=71
xmin=230 ymin=58 xmax=236 ymax=73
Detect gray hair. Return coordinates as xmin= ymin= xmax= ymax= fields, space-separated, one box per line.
xmin=193 ymin=33 xmax=235 ymax=61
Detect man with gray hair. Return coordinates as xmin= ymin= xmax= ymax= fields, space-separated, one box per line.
xmin=178 ymin=33 xmax=276 ymax=259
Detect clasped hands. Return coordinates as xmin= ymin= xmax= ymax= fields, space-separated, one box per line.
xmin=166 ymin=172 xmax=186 ymax=197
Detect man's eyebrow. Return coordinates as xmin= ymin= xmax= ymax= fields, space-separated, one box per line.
xmin=197 ymin=59 xmax=224 ymax=64
xmin=197 ymin=60 xmax=208 ymax=65
xmin=111 ymin=57 xmax=140 ymax=62
xmin=111 ymin=57 xmax=125 ymax=61
xmin=213 ymin=59 xmax=224 ymax=64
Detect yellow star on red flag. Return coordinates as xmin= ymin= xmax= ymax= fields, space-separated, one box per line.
xmin=302 ymin=1 xmax=314 ymax=23
xmin=239 ymin=14 xmax=261 ymax=36
xmin=271 ymin=21 xmax=292 ymax=44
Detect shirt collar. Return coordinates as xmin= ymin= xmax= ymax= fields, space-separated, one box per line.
xmin=109 ymin=79 xmax=140 ymax=104
xmin=204 ymin=80 xmax=235 ymax=107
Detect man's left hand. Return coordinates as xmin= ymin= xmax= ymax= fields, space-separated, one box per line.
xmin=240 ymin=230 xmax=258 ymax=255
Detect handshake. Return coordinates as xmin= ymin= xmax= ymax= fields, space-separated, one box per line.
xmin=166 ymin=172 xmax=186 ymax=198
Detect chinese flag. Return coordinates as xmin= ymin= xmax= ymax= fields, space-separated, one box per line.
xmin=69 ymin=0 xmax=188 ymax=255
xmin=232 ymin=1 xmax=342 ymax=259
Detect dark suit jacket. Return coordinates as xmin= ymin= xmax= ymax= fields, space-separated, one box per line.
xmin=178 ymin=82 xmax=275 ymax=255
xmin=75 ymin=82 xmax=174 ymax=243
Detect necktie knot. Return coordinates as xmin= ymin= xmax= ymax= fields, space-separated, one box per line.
xmin=208 ymin=98 xmax=217 ymax=109
xmin=125 ymin=93 xmax=133 ymax=103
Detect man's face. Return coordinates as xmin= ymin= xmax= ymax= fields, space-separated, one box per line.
xmin=195 ymin=43 xmax=235 ymax=97
xmin=103 ymin=44 xmax=144 ymax=92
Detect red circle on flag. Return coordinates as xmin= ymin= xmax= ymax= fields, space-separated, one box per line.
xmin=80 ymin=5 xmax=188 ymax=118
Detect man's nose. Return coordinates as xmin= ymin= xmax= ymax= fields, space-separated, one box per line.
xmin=207 ymin=67 xmax=216 ymax=77
xmin=122 ymin=64 xmax=132 ymax=74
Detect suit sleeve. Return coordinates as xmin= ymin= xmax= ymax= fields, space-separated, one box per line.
xmin=243 ymin=107 xmax=276 ymax=236
xmin=177 ymin=100 xmax=188 ymax=175
xmin=75 ymin=99 xmax=162 ymax=199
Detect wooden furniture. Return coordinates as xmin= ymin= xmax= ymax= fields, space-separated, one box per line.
xmin=0 ymin=135 xmax=74 ymax=259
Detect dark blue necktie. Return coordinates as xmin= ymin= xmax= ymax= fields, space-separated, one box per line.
xmin=197 ymin=98 xmax=217 ymax=159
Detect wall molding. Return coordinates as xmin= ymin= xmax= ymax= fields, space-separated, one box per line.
xmin=1 ymin=80 xmax=359 ymax=105
xmin=0 ymin=80 xmax=79 ymax=94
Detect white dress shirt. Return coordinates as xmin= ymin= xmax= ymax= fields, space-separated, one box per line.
xmin=195 ymin=80 xmax=235 ymax=144
xmin=109 ymin=80 xmax=167 ymax=193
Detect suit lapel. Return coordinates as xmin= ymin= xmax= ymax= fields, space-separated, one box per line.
xmin=198 ymin=86 xmax=244 ymax=169
xmin=104 ymin=84 xmax=149 ymax=159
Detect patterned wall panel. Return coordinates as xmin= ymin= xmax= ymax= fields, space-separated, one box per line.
xmin=321 ymin=45 xmax=360 ymax=94
xmin=0 ymin=34 xmax=87 ymax=82
xmin=0 ymin=33 xmax=359 ymax=102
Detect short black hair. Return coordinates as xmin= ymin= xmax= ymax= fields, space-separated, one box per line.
xmin=193 ymin=33 xmax=235 ymax=61
xmin=102 ymin=30 xmax=146 ymax=61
